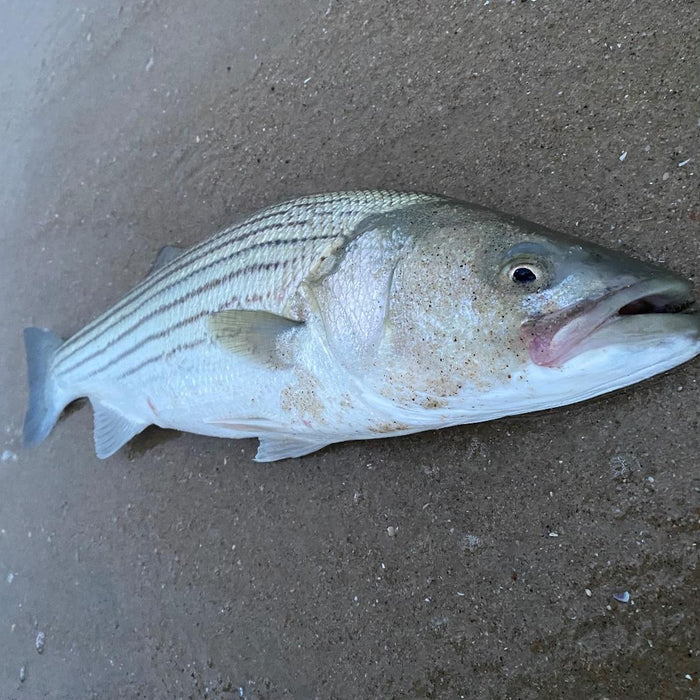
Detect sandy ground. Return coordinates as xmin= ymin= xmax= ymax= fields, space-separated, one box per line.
xmin=1 ymin=1 xmax=698 ymax=698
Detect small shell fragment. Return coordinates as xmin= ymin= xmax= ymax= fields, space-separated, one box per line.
xmin=613 ymin=591 xmax=630 ymax=603
xmin=35 ymin=631 xmax=45 ymax=653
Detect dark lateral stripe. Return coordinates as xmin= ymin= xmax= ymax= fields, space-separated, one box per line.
xmin=191 ymin=194 xmax=357 ymax=254
xmin=64 ymin=255 xmax=301 ymax=381
xmin=82 ymin=309 xmax=213 ymax=380
xmin=55 ymin=217 xmax=311 ymax=366
xmin=59 ymin=236 xmax=327 ymax=377
xmin=59 ymin=194 xmax=365 ymax=358
xmin=117 ymin=338 xmax=209 ymax=380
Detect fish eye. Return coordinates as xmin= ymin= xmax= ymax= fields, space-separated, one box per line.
xmin=509 ymin=264 xmax=539 ymax=283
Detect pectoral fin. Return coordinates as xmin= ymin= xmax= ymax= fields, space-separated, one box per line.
xmin=208 ymin=310 xmax=303 ymax=368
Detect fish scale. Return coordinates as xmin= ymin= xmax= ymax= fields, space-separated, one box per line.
xmin=53 ymin=191 xmax=436 ymax=383
xmin=22 ymin=191 xmax=700 ymax=461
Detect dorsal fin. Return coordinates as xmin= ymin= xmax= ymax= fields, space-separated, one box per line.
xmin=147 ymin=245 xmax=185 ymax=276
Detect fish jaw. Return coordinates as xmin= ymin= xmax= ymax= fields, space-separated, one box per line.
xmin=520 ymin=275 xmax=697 ymax=368
xmin=508 ymin=316 xmax=700 ymax=417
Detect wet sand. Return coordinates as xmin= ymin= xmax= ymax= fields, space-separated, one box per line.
xmin=0 ymin=2 xmax=698 ymax=697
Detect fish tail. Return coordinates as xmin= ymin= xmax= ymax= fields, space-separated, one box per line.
xmin=23 ymin=327 xmax=67 ymax=447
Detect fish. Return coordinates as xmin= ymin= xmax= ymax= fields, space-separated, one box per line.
xmin=22 ymin=190 xmax=700 ymax=461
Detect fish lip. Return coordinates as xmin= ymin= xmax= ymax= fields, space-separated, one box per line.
xmin=521 ymin=277 xmax=696 ymax=367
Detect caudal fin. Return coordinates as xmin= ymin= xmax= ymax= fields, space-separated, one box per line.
xmin=23 ymin=327 xmax=65 ymax=447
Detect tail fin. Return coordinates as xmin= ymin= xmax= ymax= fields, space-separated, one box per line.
xmin=23 ymin=327 xmax=65 ymax=447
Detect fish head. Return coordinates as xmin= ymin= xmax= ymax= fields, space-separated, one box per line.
xmin=381 ymin=204 xmax=699 ymax=416
xmin=485 ymin=221 xmax=698 ymax=367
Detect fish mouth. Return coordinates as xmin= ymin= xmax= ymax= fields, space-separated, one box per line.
xmin=521 ymin=277 xmax=699 ymax=367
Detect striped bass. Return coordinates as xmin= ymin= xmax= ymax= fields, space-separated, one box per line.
xmin=23 ymin=191 xmax=700 ymax=461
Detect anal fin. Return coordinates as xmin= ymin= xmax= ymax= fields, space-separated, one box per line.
xmin=91 ymin=400 xmax=147 ymax=459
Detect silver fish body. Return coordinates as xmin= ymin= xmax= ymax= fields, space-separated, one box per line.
xmin=23 ymin=191 xmax=700 ymax=460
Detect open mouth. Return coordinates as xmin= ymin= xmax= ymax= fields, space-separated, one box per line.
xmin=617 ymin=296 xmax=694 ymax=316
xmin=521 ymin=278 xmax=697 ymax=368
